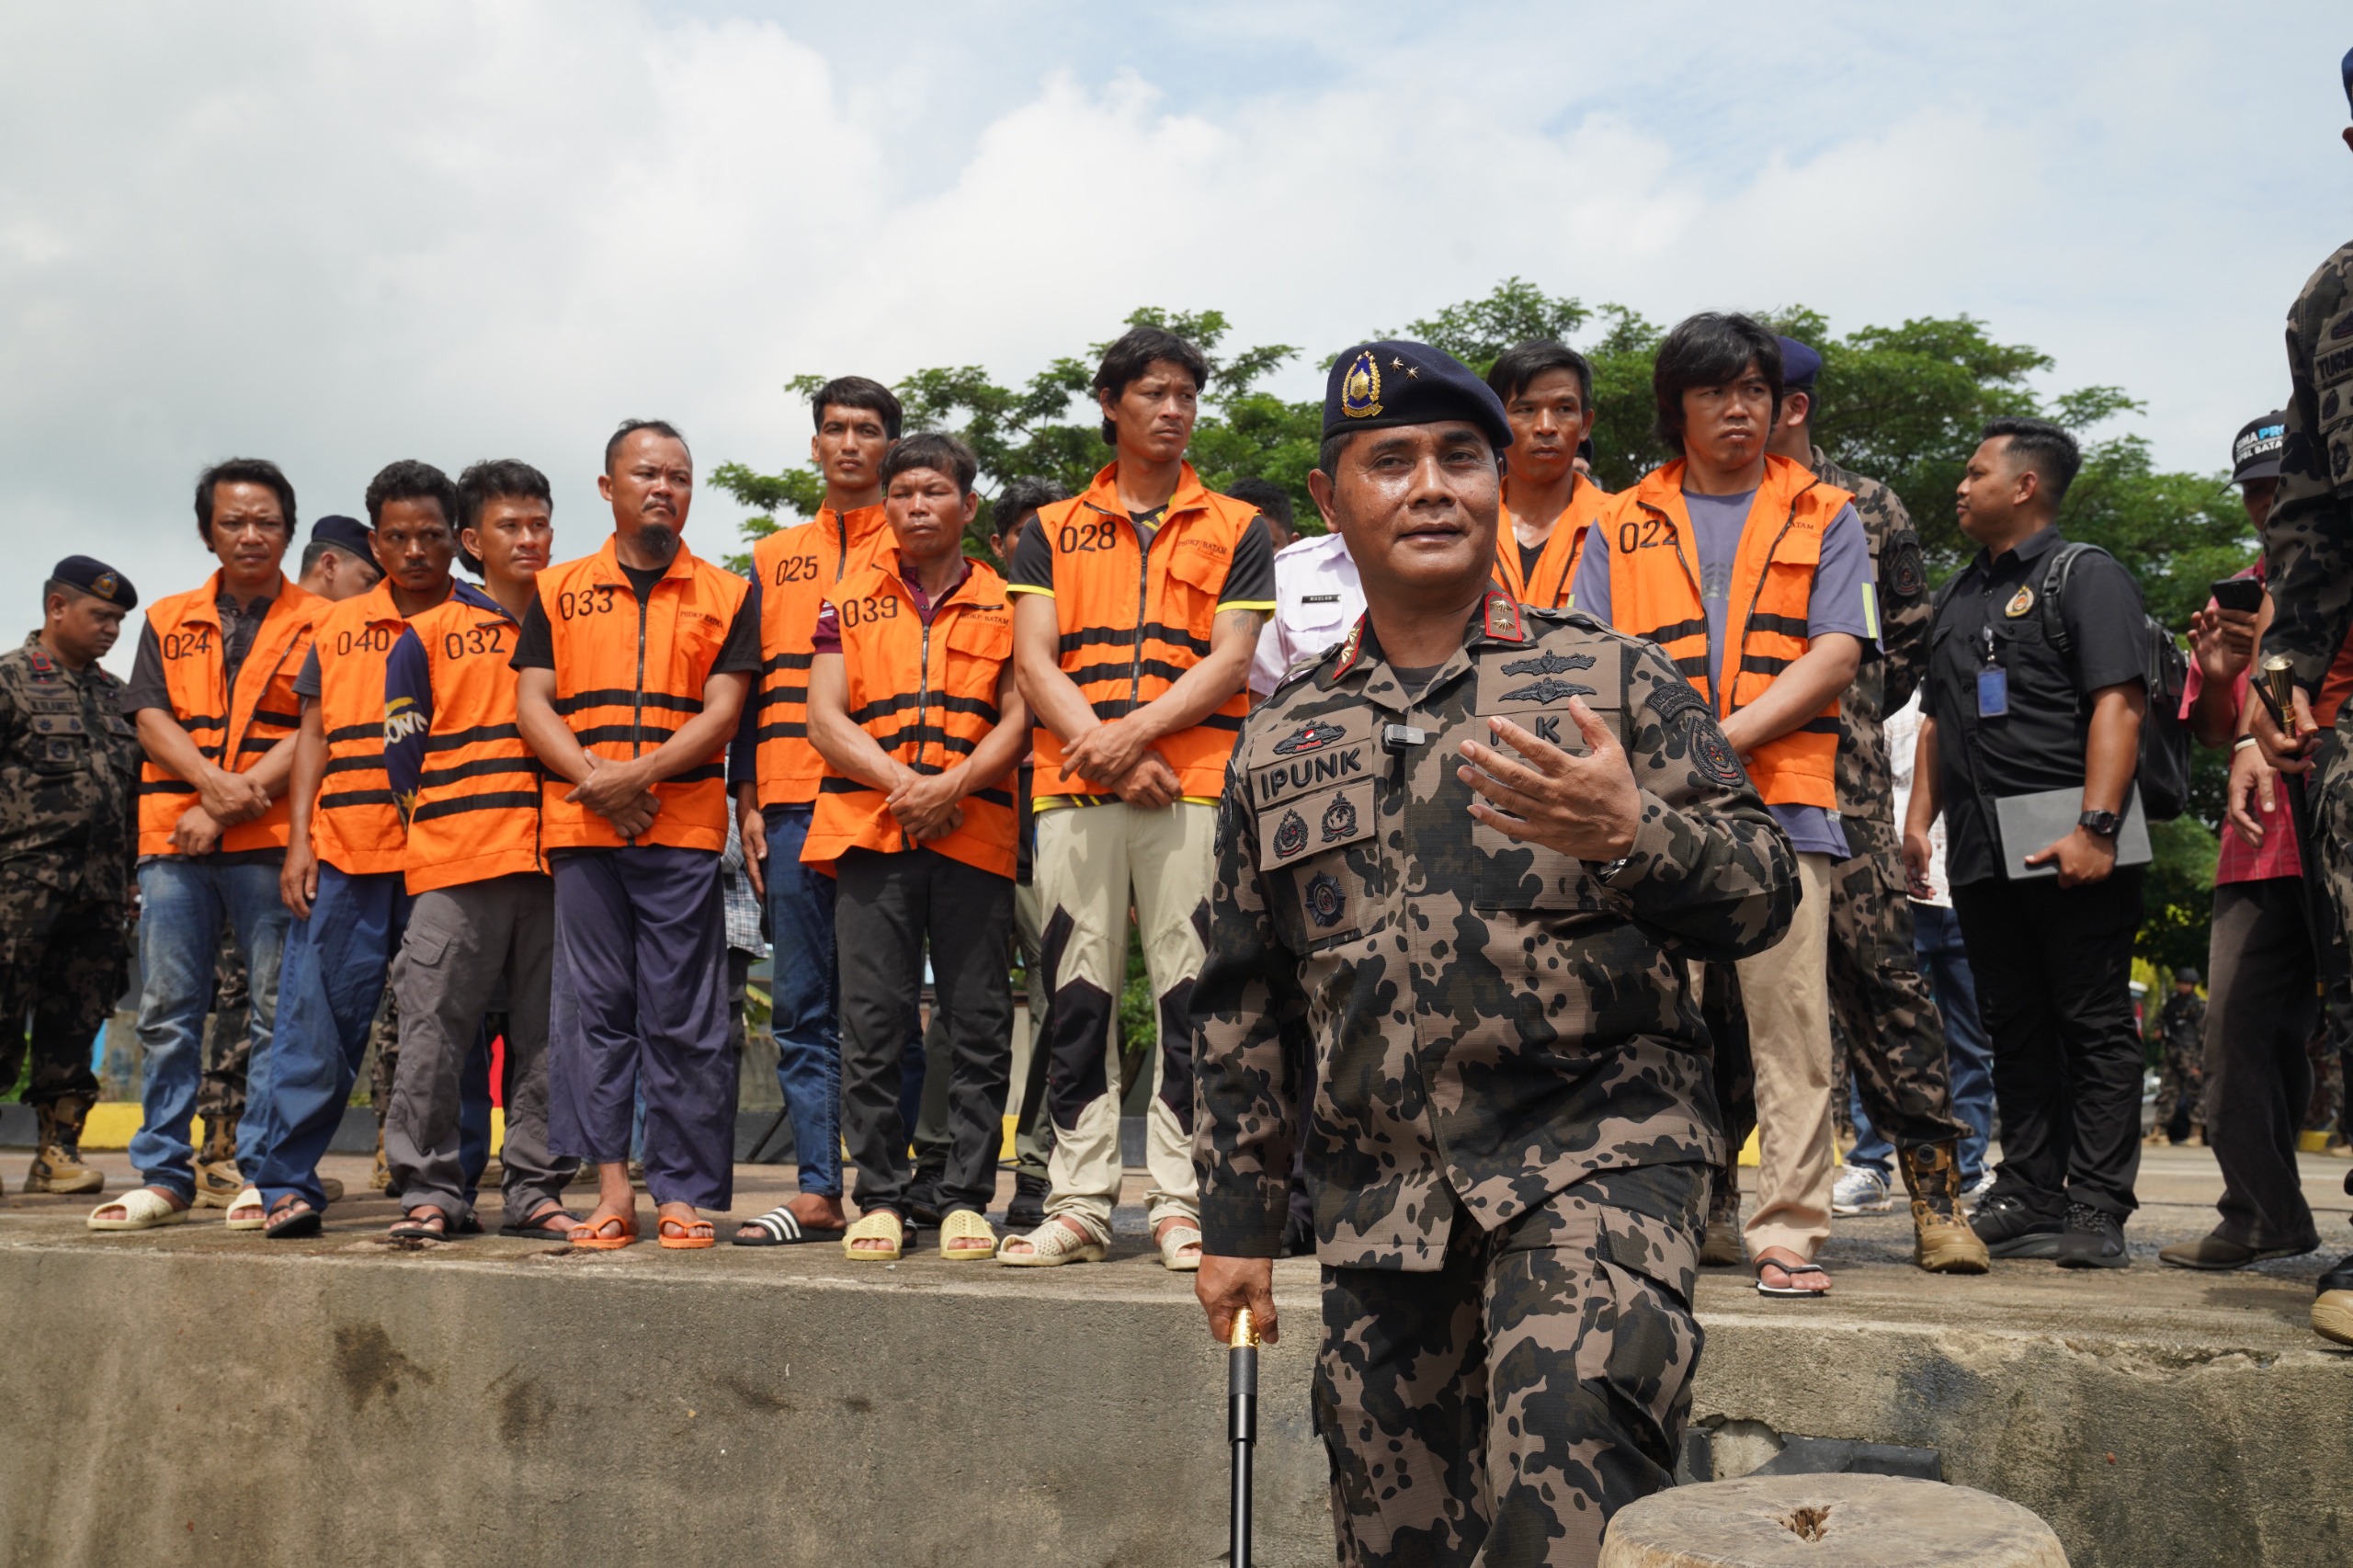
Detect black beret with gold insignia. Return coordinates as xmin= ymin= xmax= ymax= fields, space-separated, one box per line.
xmin=1321 ymin=339 xmax=1513 ymax=451
xmin=49 ymin=554 xmax=137 ymax=610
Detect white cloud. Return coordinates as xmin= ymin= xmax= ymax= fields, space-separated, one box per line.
xmin=3 ymin=1 xmax=2347 ymax=671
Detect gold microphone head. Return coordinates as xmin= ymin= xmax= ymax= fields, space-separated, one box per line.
xmin=1230 ymin=1307 xmax=1261 ymax=1349
xmin=2263 ymin=655 xmax=2298 ymax=732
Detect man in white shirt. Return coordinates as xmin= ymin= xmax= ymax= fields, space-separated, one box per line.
xmin=1248 ymin=530 xmax=1364 ymax=699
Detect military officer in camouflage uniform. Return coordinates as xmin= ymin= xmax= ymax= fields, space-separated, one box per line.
xmin=2247 ymin=47 xmax=2353 ymax=1346
xmin=2148 ymin=967 xmax=2208 ymax=1144
xmin=0 ymin=557 xmax=142 ymax=1195
xmin=1193 ymin=343 xmax=1798 ymax=1567
xmin=1756 ymin=337 xmax=1983 ymax=1273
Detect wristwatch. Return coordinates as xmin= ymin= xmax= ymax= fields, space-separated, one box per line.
xmin=2077 ymin=809 xmax=2121 ymax=838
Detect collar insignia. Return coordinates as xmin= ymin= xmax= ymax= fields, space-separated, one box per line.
xmin=1341 ymin=350 xmax=1383 ymax=421
xmin=1273 ymin=721 xmax=1347 ymax=756
xmin=1480 ymin=592 xmax=1528 ymax=643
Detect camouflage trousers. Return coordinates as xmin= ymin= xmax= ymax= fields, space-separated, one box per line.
xmin=1826 ymin=822 xmax=1968 ymax=1148
xmin=198 ymin=930 xmax=250 ymax=1162
xmin=0 ymin=856 xmax=124 ymax=1109
xmin=1315 ymin=1165 xmax=1705 ymax=1568
xmin=2152 ymin=1043 xmax=2205 ymax=1134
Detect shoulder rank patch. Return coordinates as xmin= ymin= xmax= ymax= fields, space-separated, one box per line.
xmin=2005 ymin=585 xmax=2035 ymax=619
xmin=1273 ymin=720 xmax=1347 ymax=756
xmin=1330 ymin=619 xmax=1367 ymax=679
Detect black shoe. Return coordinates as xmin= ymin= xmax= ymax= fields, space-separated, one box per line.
xmin=2053 ymin=1202 xmax=2130 ymax=1269
xmin=1004 ymin=1174 xmax=1047 ymax=1232
xmin=904 ymin=1175 xmax=945 ymax=1227
xmin=2319 ymin=1253 xmax=2353 ymax=1296
xmin=1970 ymin=1192 xmax=2063 ymax=1258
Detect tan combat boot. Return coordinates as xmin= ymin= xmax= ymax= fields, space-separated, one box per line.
xmin=1900 ymin=1140 xmax=1989 ymax=1274
xmin=26 ymin=1096 xmax=106 ymax=1195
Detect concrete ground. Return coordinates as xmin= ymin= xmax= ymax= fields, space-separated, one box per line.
xmin=0 ymin=1142 xmax=2347 ymax=1566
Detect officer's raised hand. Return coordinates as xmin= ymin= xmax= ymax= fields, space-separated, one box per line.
xmin=1457 ymin=699 xmax=1642 ymax=861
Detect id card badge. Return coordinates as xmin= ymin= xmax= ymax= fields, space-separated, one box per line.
xmin=1977 ymin=666 xmax=2010 ymax=718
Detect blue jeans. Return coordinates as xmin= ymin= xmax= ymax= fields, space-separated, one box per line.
xmin=764 ymin=804 xmax=841 ymax=1196
xmin=1850 ymin=903 xmax=1996 ymax=1184
xmin=254 ymin=866 xmax=410 ymax=1210
xmin=129 ymin=858 xmax=290 ymax=1200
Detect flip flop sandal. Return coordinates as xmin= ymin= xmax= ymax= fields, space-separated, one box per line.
xmin=1155 ymin=1220 xmax=1205 ymax=1274
xmin=566 ymin=1214 xmax=638 ymax=1250
xmin=1755 ymin=1259 xmax=1832 ymax=1298
xmin=938 ymin=1210 xmax=997 ymax=1262
xmin=266 ymin=1198 xmax=324 ymax=1240
xmin=223 ymin=1185 xmax=268 ymax=1232
xmin=499 ymin=1207 xmax=581 ymax=1240
xmin=388 ymin=1210 xmax=451 ymax=1243
xmin=842 ymin=1210 xmax=905 ymax=1262
xmin=85 ymin=1187 xmax=190 ymax=1232
xmin=659 ymin=1216 xmax=717 ymax=1250
xmin=995 ymin=1215 xmax=1109 ymax=1267
xmin=732 ymin=1205 xmax=848 ymax=1247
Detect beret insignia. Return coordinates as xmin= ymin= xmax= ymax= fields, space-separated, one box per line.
xmin=92 ymin=572 xmax=119 ymax=598
xmin=1341 ymin=349 xmax=1382 ymax=420
xmin=1273 ymin=721 xmax=1347 ymax=756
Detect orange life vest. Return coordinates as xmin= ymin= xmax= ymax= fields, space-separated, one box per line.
xmin=535 ymin=537 xmax=750 ymax=853
xmin=1015 ymin=463 xmax=1266 ymax=801
xmin=801 ymin=552 xmax=1018 ymax=880
xmin=304 ymin=582 xmax=413 ymax=876
xmin=136 ymin=573 xmax=320 ymax=857
xmin=748 ymin=504 xmax=893 ymax=806
xmin=1599 ymin=455 xmax=1854 ymax=809
xmin=397 ymin=593 xmax=542 ymax=894
xmin=1491 ymin=472 xmax=1608 ymax=609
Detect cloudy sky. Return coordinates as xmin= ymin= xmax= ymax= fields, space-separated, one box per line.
xmin=6 ymin=2 xmax=2351 ymax=670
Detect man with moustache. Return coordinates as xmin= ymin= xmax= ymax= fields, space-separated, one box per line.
xmin=1193 ymin=341 xmax=1796 ymax=1566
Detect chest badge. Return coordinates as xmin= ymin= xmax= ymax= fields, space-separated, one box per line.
xmin=1273 ymin=721 xmax=1346 ymax=756
xmin=1320 ymin=792 xmax=1358 ymax=842
xmin=1304 ymin=872 xmax=1347 ymax=928
xmin=1272 ymin=809 xmax=1309 ymax=859
xmin=2004 ymin=585 xmax=2035 ymax=619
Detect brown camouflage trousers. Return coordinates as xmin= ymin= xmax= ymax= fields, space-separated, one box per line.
xmin=0 ymin=855 xmax=124 ymax=1108
xmin=1826 ymin=820 xmax=1967 ymax=1148
xmin=1315 ymin=1165 xmax=1704 ymax=1568
xmin=197 ymin=931 xmax=250 ymax=1161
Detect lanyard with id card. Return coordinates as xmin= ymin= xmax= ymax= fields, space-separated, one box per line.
xmin=1976 ymin=626 xmax=2008 ymax=718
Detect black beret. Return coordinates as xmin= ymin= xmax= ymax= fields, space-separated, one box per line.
xmin=1322 ymin=340 xmax=1512 ymax=451
xmin=50 ymin=555 xmax=137 ymax=611
xmin=310 ymin=514 xmax=373 ymax=558
xmin=1777 ymin=336 xmax=1823 ymax=390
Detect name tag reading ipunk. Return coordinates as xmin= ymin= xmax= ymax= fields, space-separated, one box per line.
xmin=1976 ymin=666 xmax=2009 ymax=719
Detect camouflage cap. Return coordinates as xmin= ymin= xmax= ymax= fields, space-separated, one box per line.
xmin=48 ymin=554 xmax=136 ymax=610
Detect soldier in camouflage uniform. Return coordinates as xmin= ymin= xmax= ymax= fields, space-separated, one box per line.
xmin=2249 ymin=51 xmax=2353 ymax=1346
xmin=0 ymin=558 xmax=142 ymax=1195
xmin=2147 ymin=969 xmax=2208 ymax=1143
xmin=1193 ymin=344 xmax=1798 ymax=1567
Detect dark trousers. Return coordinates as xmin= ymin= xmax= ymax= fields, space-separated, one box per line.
xmin=2205 ymin=878 xmax=2322 ymax=1249
xmin=1951 ymin=869 xmax=2145 ymax=1221
xmin=835 ymin=847 xmax=1013 ymax=1217
xmin=549 ymin=846 xmax=734 ymax=1211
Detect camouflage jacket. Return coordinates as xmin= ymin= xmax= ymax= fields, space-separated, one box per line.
xmin=2155 ymin=992 xmax=2206 ymax=1058
xmin=0 ymin=632 xmax=142 ymax=894
xmin=2261 ymin=241 xmax=2353 ymax=692
xmin=1814 ymin=448 xmax=1928 ymax=843
xmin=1191 ymin=590 xmax=1798 ymax=1270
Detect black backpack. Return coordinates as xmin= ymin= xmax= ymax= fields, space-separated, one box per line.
xmin=1930 ymin=541 xmax=2192 ymax=822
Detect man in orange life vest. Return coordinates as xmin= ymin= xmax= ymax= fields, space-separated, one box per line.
xmin=381 ymin=459 xmax=581 ymax=1242
xmin=796 ymin=433 xmax=1029 ymax=1263
xmin=515 ymin=420 xmax=759 ymax=1250
xmin=246 ymin=461 xmax=462 ymax=1236
xmin=999 ymin=325 xmax=1277 ymax=1269
xmin=1571 ymin=312 xmax=1877 ymax=1298
xmin=92 ymin=460 xmax=321 ymax=1232
xmin=731 ymin=377 xmax=900 ymax=1245
xmin=1487 ymin=340 xmax=1609 ymax=609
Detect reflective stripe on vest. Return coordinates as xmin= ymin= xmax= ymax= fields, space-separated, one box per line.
xmin=537 ymin=538 xmax=750 ymax=852
xmin=749 ymin=505 xmax=892 ymax=806
xmin=802 ymin=555 xmax=1018 ymax=881
xmin=1600 ymin=456 xmax=1851 ymax=809
xmin=136 ymin=573 xmax=320 ymax=857
xmin=305 ymin=583 xmax=411 ymax=876
xmin=1022 ymin=462 xmax=1256 ymax=800
xmin=400 ymin=595 xmax=542 ymax=893
xmin=1491 ymin=473 xmax=1608 ymax=610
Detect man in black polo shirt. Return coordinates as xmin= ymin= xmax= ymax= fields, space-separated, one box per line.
xmin=1902 ymin=417 xmax=2150 ymax=1268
